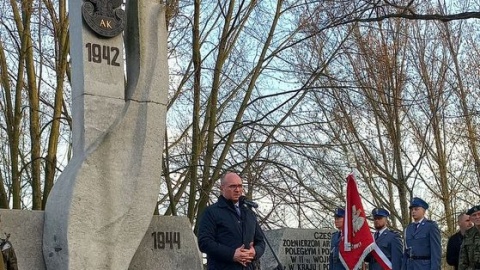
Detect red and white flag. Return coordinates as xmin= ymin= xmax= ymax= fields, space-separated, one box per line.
xmin=339 ymin=174 xmax=392 ymax=270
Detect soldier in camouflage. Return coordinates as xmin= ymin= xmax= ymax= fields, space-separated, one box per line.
xmin=459 ymin=204 xmax=480 ymax=270
xmin=0 ymin=235 xmax=18 ymax=270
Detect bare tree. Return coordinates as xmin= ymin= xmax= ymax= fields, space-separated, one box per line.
xmin=0 ymin=0 xmax=70 ymax=209
xmin=290 ymin=0 xmax=480 ymax=233
xmin=2 ymin=0 xmax=480 ymax=239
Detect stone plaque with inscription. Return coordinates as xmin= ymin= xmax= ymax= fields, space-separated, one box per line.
xmin=128 ymin=216 xmax=203 ymax=270
xmin=261 ymin=228 xmax=335 ymax=270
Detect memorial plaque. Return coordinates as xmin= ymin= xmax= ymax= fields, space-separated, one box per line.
xmin=129 ymin=216 xmax=203 ymax=270
xmin=261 ymin=228 xmax=335 ymax=270
xmin=82 ymin=0 xmax=126 ymax=38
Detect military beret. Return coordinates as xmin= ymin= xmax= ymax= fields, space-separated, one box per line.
xmin=467 ymin=205 xmax=480 ymax=215
xmin=372 ymin=208 xmax=390 ymax=217
xmin=334 ymin=207 xmax=345 ymax=217
xmin=409 ymin=197 xmax=429 ymax=210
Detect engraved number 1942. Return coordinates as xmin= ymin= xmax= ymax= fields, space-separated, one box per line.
xmin=85 ymin=42 xmax=120 ymax=66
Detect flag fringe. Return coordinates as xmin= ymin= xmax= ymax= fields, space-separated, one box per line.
xmin=340 ymin=242 xmax=376 ymax=270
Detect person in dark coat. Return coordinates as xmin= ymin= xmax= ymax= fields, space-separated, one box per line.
xmin=446 ymin=213 xmax=472 ymax=270
xmin=198 ymin=172 xmax=266 ymax=270
xmin=368 ymin=208 xmax=402 ymax=270
xmin=329 ymin=207 xmax=346 ymax=270
xmin=402 ymin=197 xmax=441 ymax=270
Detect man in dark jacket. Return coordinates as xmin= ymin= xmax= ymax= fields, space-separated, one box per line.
xmin=446 ymin=213 xmax=472 ymax=270
xmin=198 ymin=172 xmax=266 ymax=270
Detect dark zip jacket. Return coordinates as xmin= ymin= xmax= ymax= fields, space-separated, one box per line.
xmin=198 ymin=195 xmax=266 ymax=270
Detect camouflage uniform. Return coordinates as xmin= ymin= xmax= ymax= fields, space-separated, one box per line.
xmin=458 ymin=226 xmax=480 ymax=270
xmin=0 ymin=240 xmax=17 ymax=270
xmin=0 ymin=251 xmax=4 ymax=270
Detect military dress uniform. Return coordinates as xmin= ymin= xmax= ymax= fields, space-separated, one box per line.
xmin=329 ymin=208 xmax=346 ymax=270
xmin=369 ymin=208 xmax=403 ymax=270
xmin=458 ymin=205 xmax=480 ymax=270
xmin=402 ymin=197 xmax=441 ymax=270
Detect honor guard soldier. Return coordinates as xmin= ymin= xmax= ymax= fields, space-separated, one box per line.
xmin=458 ymin=204 xmax=480 ymax=270
xmin=329 ymin=207 xmax=346 ymax=270
xmin=368 ymin=208 xmax=402 ymax=270
xmin=403 ymin=197 xmax=441 ymax=270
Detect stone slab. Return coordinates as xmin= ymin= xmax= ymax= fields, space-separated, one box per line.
xmin=261 ymin=228 xmax=335 ymax=270
xmin=129 ymin=216 xmax=203 ymax=270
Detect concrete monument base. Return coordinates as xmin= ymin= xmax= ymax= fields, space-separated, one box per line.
xmin=0 ymin=210 xmax=202 ymax=270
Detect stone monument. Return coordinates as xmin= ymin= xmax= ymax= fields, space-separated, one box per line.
xmin=43 ymin=1 xmax=168 ymax=269
xmin=261 ymin=228 xmax=335 ymax=270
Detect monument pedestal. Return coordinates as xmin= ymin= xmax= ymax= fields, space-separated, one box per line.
xmin=0 ymin=210 xmax=202 ymax=270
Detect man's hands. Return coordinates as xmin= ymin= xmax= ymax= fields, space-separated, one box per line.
xmin=246 ymin=241 xmax=256 ymax=258
xmin=233 ymin=243 xmax=256 ymax=266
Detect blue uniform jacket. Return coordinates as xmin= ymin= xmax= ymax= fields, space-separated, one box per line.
xmin=329 ymin=231 xmax=346 ymax=270
xmin=402 ymin=219 xmax=441 ymax=270
xmin=369 ymin=229 xmax=403 ymax=270
xmin=198 ymin=195 xmax=266 ymax=270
